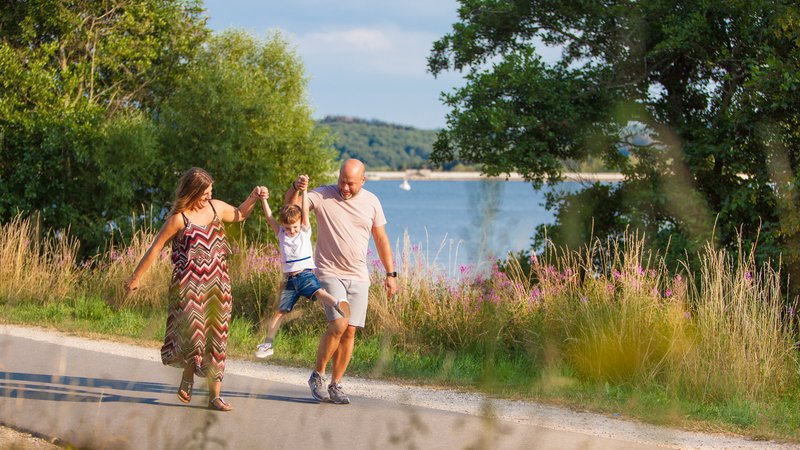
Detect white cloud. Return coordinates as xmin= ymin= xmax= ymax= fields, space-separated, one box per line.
xmin=295 ymin=25 xmax=439 ymax=76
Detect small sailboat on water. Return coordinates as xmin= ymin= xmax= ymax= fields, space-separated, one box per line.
xmin=399 ymin=178 xmax=411 ymax=191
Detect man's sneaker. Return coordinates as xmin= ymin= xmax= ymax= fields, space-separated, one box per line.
xmin=328 ymin=382 xmax=350 ymax=404
xmin=308 ymin=371 xmax=330 ymax=402
xmin=254 ymin=341 xmax=273 ymax=358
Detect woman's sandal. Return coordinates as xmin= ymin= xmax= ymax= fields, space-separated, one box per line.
xmin=208 ymin=396 xmax=233 ymax=411
xmin=177 ymin=378 xmax=193 ymax=404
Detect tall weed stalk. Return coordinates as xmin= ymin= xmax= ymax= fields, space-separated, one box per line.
xmin=0 ymin=215 xmax=80 ymax=304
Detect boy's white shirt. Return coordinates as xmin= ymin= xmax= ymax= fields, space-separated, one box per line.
xmin=278 ymin=225 xmax=316 ymax=273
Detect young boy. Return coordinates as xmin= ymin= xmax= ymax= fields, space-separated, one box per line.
xmin=255 ymin=176 xmax=349 ymax=358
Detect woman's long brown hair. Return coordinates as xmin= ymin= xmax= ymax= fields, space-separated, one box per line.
xmin=169 ymin=167 xmax=214 ymax=215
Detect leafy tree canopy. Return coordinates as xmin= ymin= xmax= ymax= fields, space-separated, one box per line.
xmin=158 ymin=31 xmax=336 ymax=218
xmin=0 ymin=1 xmax=336 ymax=255
xmin=429 ymin=1 xmax=800 ymax=272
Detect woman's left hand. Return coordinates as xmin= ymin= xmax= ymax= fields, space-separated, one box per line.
xmin=250 ymin=186 xmax=267 ymax=200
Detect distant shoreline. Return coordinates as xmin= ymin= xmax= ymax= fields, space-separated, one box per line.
xmin=365 ymin=170 xmax=623 ymax=182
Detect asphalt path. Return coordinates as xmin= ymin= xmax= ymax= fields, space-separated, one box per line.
xmin=0 ymin=332 xmax=666 ymax=450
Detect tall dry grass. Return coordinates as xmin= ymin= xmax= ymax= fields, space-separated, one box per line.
xmin=92 ymin=221 xmax=172 ymax=309
xmin=0 ymin=215 xmax=80 ymax=303
xmin=533 ymin=234 xmax=692 ymax=385
xmin=680 ymin=241 xmax=798 ymax=400
xmin=367 ymin=230 xmax=798 ymax=401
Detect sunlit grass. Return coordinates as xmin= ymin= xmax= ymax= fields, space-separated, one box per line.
xmin=1 ymin=216 xmax=798 ymax=440
xmin=0 ymin=215 xmax=80 ymax=304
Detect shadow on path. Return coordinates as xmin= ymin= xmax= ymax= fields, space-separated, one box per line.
xmin=0 ymin=371 xmax=316 ymax=406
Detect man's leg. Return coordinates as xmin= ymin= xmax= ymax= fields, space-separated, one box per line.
xmin=327 ymin=279 xmax=368 ymax=403
xmin=326 ymin=325 xmax=356 ymax=404
xmin=314 ymin=317 xmax=349 ymax=374
xmin=331 ymin=325 xmax=356 ymax=383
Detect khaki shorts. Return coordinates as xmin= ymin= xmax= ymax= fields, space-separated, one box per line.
xmin=318 ymin=277 xmax=370 ymax=327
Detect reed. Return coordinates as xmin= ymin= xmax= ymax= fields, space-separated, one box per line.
xmin=678 ymin=241 xmax=798 ymax=400
xmin=0 ymin=214 xmax=80 ymax=304
xmin=92 ymin=218 xmax=172 ymax=309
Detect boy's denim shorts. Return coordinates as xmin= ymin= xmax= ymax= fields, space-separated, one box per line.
xmin=278 ymin=269 xmax=321 ymax=312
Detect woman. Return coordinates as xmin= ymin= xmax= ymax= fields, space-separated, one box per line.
xmin=126 ymin=167 xmax=265 ymax=411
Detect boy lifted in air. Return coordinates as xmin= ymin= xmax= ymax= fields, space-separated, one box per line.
xmin=255 ymin=175 xmax=349 ymax=358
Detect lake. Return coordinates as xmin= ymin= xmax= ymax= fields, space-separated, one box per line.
xmin=365 ymin=179 xmax=584 ymax=271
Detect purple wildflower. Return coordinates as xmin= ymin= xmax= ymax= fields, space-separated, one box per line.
xmin=529 ymin=253 xmax=539 ymax=266
xmin=745 ymin=271 xmax=753 ymax=281
xmin=447 ymin=285 xmax=459 ymax=298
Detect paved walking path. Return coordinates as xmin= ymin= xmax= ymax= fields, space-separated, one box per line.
xmin=0 ymin=325 xmax=790 ymax=449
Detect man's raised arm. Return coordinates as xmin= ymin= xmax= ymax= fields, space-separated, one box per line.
xmin=284 ymin=174 xmax=308 ymax=207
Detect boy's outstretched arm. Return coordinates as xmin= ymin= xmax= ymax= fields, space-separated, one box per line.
xmin=260 ymin=189 xmax=280 ymax=236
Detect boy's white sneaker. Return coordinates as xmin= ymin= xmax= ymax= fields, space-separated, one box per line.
xmin=255 ymin=342 xmax=273 ymax=358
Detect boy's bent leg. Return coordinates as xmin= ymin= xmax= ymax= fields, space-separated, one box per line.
xmin=312 ymin=288 xmax=348 ymax=317
xmin=266 ymin=311 xmax=286 ymax=341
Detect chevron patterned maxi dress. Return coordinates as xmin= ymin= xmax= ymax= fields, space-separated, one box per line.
xmin=160 ymin=206 xmax=232 ymax=381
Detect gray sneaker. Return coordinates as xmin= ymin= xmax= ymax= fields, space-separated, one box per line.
xmin=308 ymin=371 xmax=330 ymax=402
xmin=328 ymin=382 xmax=350 ymax=404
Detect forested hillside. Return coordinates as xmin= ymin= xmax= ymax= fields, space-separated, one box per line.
xmin=319 ymin=116 xmax=448 ymax=170
xmin=318 ymin=115 xmax=607 ymax=172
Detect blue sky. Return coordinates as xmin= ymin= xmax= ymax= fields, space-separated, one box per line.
xmin=201 ymin=0 xmax=465 ymax=130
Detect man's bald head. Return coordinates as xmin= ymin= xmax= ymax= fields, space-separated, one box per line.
xmin=340 ymin=159 xmax=365 ymax=177
xmin=337 ymin=159 xmax=366 ymax=200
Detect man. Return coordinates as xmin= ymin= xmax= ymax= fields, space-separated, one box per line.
xmin=286 ymin=159 xmax=398 ymax=404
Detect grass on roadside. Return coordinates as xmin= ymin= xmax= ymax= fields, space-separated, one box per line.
xmin=1 ymin=215 xmax=798 ymax=442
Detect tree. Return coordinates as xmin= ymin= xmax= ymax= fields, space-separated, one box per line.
xmin=1 ymin=3 xmax=336 ymax=255
xmin=429 ymin=1 xmax=800 ymax=272
xmin=157 ymin=30 xmax=337 ymax=230
xmin=0 ymin=0 xmax=207 ymax=253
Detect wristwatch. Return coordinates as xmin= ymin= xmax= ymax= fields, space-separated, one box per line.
xmin=386 ymin=271 xmax=398 ymax=278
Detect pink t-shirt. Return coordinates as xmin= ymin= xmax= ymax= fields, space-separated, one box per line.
xmin=307 ymin=185 xmax=387 ymax=282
